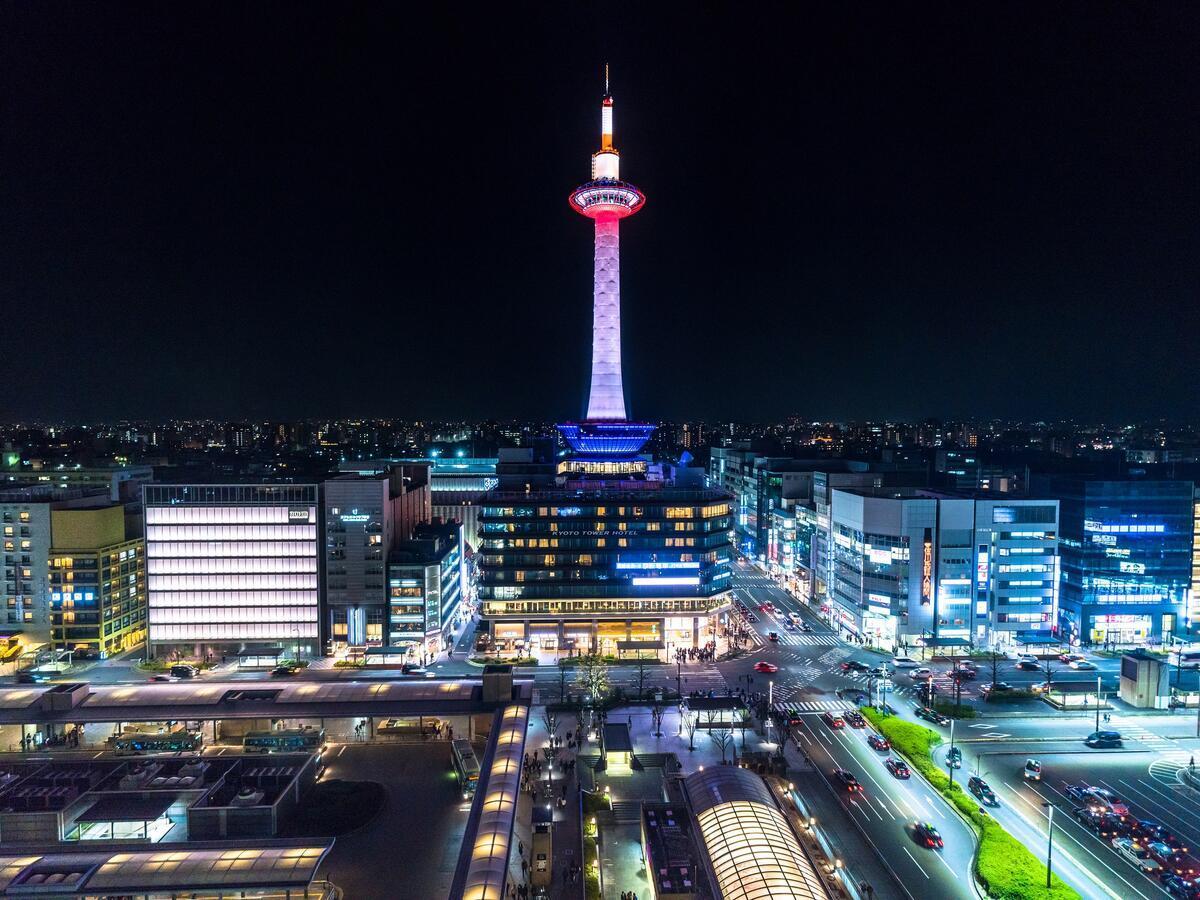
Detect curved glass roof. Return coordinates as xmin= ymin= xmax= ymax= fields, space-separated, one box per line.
xmin=684 ymin=768 xmax=827 ymax=900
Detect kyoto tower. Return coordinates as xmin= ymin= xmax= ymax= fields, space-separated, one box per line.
xmin=558 ymin=69 xmax=655 ymax=457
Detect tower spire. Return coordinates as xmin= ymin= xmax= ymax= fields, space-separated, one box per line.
xmin=604 ymin=63 xmax=609 ymax=97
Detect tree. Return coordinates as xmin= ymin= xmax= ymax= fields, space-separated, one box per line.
xmin=1042 ymin=657 xmax=1058 ymax=695
xmin=650 ymin=700 xmax=665 ymax=737
xmin=575 ymin=654 xmax=610 ymax=707
xmin=558 ymin=657 xmax=570 ymax=703
xmin=542 ymin=707 xmax=560 ymax=745
xmin=633 ymin=656 xmax=650 ymax=701
xmin=709 ymin=727 xmax=733 ymax=764
xmin=989 ymin=649 xmax=1003 ymax=687
xmin=682 ymin=706 xmax=699 ymax=751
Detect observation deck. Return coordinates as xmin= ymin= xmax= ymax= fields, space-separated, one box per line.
xmin=569 ymin=178 xmax=646 ymax=219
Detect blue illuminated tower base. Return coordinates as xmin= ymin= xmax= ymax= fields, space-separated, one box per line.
xmin=556 ymin=421 xmax=656 ymax=457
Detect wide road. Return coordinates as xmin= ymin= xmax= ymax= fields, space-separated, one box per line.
xmin=940 ymin=738 xmax=1199 ymax=900
xmin=788 ymin=711 xmax=976 ymax=899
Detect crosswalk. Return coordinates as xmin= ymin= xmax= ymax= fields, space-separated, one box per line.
xmin=775 ymin=699 xmax=858 ymax=713
xmin=774 ymin=633 xmax=841 ymax=647
xmin=1110 ymin=716 xmax=1181 ymax=754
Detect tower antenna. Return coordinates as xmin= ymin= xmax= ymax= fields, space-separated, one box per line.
xmin=604 ymin=63 xmax=609 ymax=96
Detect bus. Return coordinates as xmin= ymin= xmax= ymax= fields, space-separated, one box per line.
xmin=242 ymin=727 xmax=326 ymax=755
xmin=109 ymin=731 xmax=203 ymax=756
xmin=451 ymin=738 xmax=480 ymax=799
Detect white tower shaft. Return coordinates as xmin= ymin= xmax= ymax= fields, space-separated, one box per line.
xmin=586 ymin=215 xmax=626 ymax=420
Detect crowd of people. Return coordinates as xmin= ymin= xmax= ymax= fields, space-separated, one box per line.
xmin=673 ymin=640 xmax=718 ymax=664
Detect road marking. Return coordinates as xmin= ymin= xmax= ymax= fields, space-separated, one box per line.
xmin=337 ymin=745 xmax=347 ymax=758
xmin=901 ymin=846 xmax=930 ymax=878
xmin=981 ymin=732 xmax=1011 ymax=739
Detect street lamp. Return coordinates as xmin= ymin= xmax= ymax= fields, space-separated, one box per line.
xmin=948 ymin=718 xmax=956 ymax=789
xmin=1042 ymin=801 xmax=1056 ymax=888
xmin=1094 ymin=674 xmax=1102 ymax=734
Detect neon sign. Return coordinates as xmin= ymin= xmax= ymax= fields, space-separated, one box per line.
xmin=921 ymin=532 xmax=933 ymax=605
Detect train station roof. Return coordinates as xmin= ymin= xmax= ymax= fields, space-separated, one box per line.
xmin=0 ymin=841 xmax=333 ymax=896
xmin=0 ymin=675 xmax=531 ymax=725
xmin=684 ymin=767 xmax=828 ymax=900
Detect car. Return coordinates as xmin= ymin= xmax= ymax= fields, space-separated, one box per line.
xmin=1085 ymin=730 xmax=1123 ymax=748
xmin=886 ymin=757 xmax=911 ymax=778
xmin=822 ymin=711 xmax=846 ymax=729
xmin=981 ymin=681 xmax=1014 ymax=695
xmin=1162 ymin=875 xmax=1200 ymax=900
xmin=1060 ymin=652 xmax=1087 ymax=664
xmin=968 ymin=775 xmax=999 ymax=807
xmin=1134 ymin=821 xmax=1185 ymax=852
xmin=915 ymin=706 xmax=951 ymax=726
xmin=148 ymin=673 xmax=172 ymax=682
xmin=170 ymin=664 xmax=198 ymax=679
xmin=784 ymin=711 xmax=803 ymax=726
xmin=950 ymin=669 xmax=977 ymax=681
xmin=401 ymin=663 xmax=427 ymax=675
xmin=1016 ymin=660 xmax=1041 ymax=671
xmin=1073 ymin=808 xmax=1125 ymax=840
xmin=16 ymin=671 xmax=48 ymax=684
xmin=911 ymin=667 xmax=933 ymax=679
xmin=1082 ymin=787 xmax=1128 ymax=817
xmin=1023 ymin=759 xmax=1042 ymax=781
xmin=1070 ymin=659 xmax=1098 ymax=670
xmin=915 ymin=822 xmax=943 ymax=848
xmin=768 ymin=632 xmax=780 ymax=642
xmin=1113 ymin=837 xmax=1163 ymax=874
xmin=867 ymin=734 xmax=890 ymax=751
xmin=1063 ymin=783 xmax=1089 ymax=803
xmin=754 ymin=661 xmax=779 ymax=674
xmin=799 ymin=622 xmax=813 ymax=632
xmin=833 ymin=768 xmax=861 ymax=792
xmin=868 ymin=665 xmax=891 ymax=678
xmin=1015 ymin=653 xmax=1039 ymax=665
xmin=947 ymin=746 xmax=962 ymax=769
xmin=840 ymin=660 xmax=870 ymax=673
xmin=784 ymin=621 xmax=797 ymax=631
xmin=892 ymin=656 xmax=920 ymax=668
xmin=747 ymin=614 xmax=758 ymax=622
xmin=1158 ymin=851 xmax=1200 ymax=880
xmin=844 ymin=711 xmax=866 ymax=728
xmin=270 ymin=665 xmax=297 ymax=677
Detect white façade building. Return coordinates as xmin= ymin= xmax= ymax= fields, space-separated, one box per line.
xmin=828 ymin=488 xmax=1058 ymax=653
xmin=143 ymin=484 xmax=320 ymax=661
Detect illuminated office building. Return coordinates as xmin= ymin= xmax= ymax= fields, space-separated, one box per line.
xmin=827 ymin=489 xmax=1058 ymax=652
xmin=323 ymin=467 xmax=430 ymax=650
xmin=143 ymin=484 xmax=320 ymax=659
xmin=47 ymin=505 xmax=146 ymax=655
xmin=477 ymin=77 xmax=734 ymax=655
xmin=387 ymin=520 xmax=465 ymax=661
xmin=1034 ymin=476 xmax=1192 ymax=646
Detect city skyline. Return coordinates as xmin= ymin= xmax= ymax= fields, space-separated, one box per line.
xmin=3 ymin=5 xmax=1197 ymax=423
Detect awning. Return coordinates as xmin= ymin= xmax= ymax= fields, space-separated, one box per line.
xmin=1015 ymin=632 xmax=1062 ymax=645
xmin=914 ymin=636 xmax=972 ymax=648
xmin=617 ymin=640 xmax=665 ymax=650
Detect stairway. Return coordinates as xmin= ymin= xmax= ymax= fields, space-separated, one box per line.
xmin=610 ymin=800 xmax=643 ymax=824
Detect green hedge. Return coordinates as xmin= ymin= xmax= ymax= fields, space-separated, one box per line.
xmin=861 ymin=707 xmax=1077 ymax=900
xmin=932 ymin=700 xmax=977 ymax=719
xmin=984 ymin=689 xmax=1038 ymax=702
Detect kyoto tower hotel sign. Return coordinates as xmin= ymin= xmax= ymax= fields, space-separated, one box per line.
xmin=559 ymin=71 xmax=654 ymax=456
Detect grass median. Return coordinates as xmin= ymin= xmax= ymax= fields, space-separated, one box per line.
xmin=861 ymin=706 xmax=1078 ymax=900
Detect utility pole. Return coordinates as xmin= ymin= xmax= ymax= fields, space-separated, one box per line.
xmin=1095 ymin=675 xmax=1102 ymax=734
xmin=1043 ymin=802 xmax=1056 ymax=888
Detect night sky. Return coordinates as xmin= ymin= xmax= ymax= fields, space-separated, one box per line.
xmin=3 ymin=4 xmax=1197 ymax=423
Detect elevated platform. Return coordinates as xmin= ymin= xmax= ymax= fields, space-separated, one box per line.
xmin=557 ymin=420 xmax=655 ymax=456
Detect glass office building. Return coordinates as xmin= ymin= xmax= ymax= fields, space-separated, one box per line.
xmin=1036 ymin=477 xmax=1193 ymax=647
xmin=143 ymin=484 xmax=320 ymax=660
xmin=478 ymin=490 xmax=733 ymax=654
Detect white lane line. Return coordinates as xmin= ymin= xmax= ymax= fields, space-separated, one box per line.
xmin=1013 ymin=787 xmax=1148 ymax=900
xmin=921 ymin=792 xmax=946 ymax=821
xmin=902 ymin=846 xmax=931 ymax=878
xmin=1115 ymin=778 xmax=1200 ymax=837
xmin=932 ymin=849 xmax=958 ymax=876
xmin=874 ymin=796 xmax=896 ymax=820
xmin=336 ymin=745 xmax=347 ymax=758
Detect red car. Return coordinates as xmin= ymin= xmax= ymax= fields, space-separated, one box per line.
xmin=867 ymin=734 xmax=890 ymax=751
xmin=844 ymin=711 xmax=866 ymax=728
xmin=834 ymin=768 xmax=861 ymax=792
xmin=915 ymin=822 xmax=943 ymax=848
xmin=754 ymin=661 xmax=779 ymax=674
xmin=886 ymin=757 xmax=911 ymax=779
xmin=822 ymin=711 xmax=845 ymax=729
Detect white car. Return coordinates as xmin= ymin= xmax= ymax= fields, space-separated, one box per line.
xmin=1069 ymin=659 xmax=1098 ymax=670
xmin=1112 ymin=838 xmax=1162 ymax=874
xmin=912 ymin=667 xmax=933 ymax=679
xmin=892 ymin=656 xmax=919 ymax=668
xmin=1014 ymin=653 xmax=1038 ymax=665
